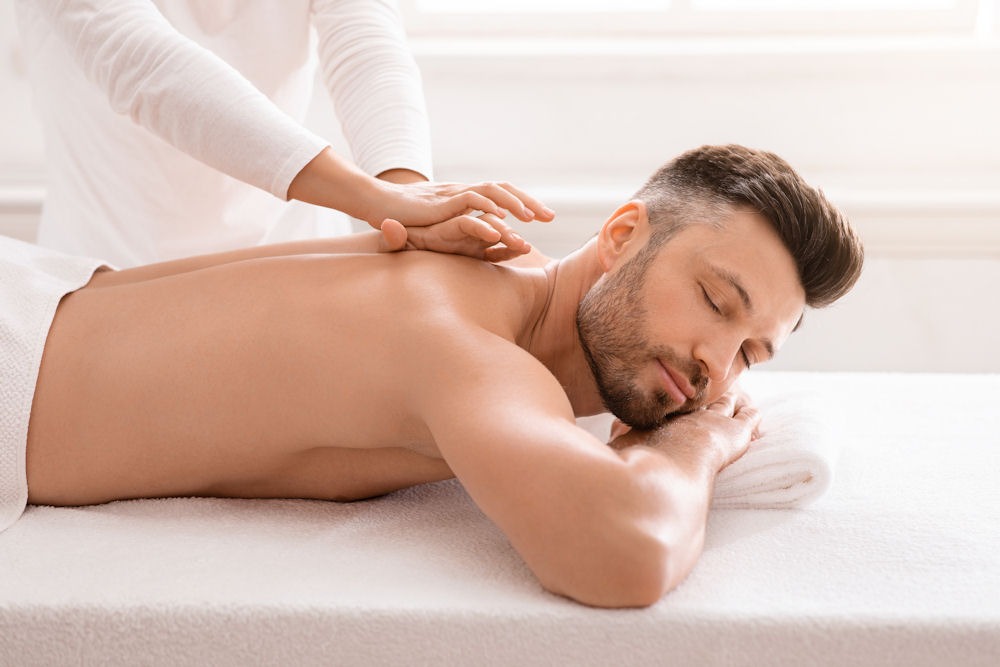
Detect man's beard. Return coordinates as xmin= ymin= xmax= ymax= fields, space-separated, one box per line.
xmin=576 ymin=246 xmax=706 ymax=431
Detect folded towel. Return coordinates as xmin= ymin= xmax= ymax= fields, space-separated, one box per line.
xmin=576 ymin=392 xmax=836 ymax=510
xmin=713 ymin=392 xmax=836 ymax=509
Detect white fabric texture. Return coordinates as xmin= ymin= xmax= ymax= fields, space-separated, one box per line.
xmin=712 ymin=393 xmax=835 ymax=509
xmin=15 ymin=0 xmax=433 ymax=266
xmin=1 ymin=372 xmax=997 ymax=666
xmin=577 ymin=393 xmax=836 ymax=510
xmin=0 ymin=236 xmax=106 ymax=535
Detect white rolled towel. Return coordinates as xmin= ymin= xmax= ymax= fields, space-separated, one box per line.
xmin=712 ymin=392 xmax=836 ymax=509
xmin=575 ymin=392 xmax=837 ymax=510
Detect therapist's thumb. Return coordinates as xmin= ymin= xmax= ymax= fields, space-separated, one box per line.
xmin=378 ymin=219 xmax=409 ymax=253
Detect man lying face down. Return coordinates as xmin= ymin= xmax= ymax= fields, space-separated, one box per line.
xmin=26 ymin=145 xmax=863 ymax=608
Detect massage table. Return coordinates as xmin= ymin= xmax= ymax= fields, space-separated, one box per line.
xmin=1 ymin=371 xmax=998 ymax=666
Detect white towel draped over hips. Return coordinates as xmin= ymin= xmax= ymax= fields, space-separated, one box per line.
xmin=15 ymin=0 xmax=434 ymax=267
xmin=0 ymin=237 xmax=108 ymax=534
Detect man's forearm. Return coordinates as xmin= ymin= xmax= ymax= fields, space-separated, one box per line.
xmin=573 ymin=409 xmax=746 ymax=605
xmin=87 ymin=231 xmax=391 ymax=288
xmin=615 ymin=443 xmax=719 ymax=598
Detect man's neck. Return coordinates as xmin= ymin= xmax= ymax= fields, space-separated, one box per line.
xmin=517 ymin=240 xmax=608 ymax=418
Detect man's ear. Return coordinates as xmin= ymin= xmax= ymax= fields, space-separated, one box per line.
xmin=596 ymin=200 xmax=650 ymax=272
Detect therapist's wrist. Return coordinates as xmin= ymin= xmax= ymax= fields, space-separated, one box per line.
xmin=376 ymin=168 xmax=428 ymax=185
xmin=287 ymin=147 xmax=378 ymax=221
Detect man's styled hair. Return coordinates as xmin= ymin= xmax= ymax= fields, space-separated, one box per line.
xmin=633 ymin=144 xmax=864 ymax=308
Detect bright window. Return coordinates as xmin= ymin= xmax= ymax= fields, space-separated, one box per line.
xmin=401 ymin=0 xmax=989 ymax=37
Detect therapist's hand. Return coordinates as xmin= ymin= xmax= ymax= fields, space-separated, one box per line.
xmin=378 ymin=213 xmax=532 ymax=263
xmin=372 ymin=170 xmax=554 ymax=228
xmin=371 ymin=168 xmax=553 ymax=262
xmin=288 ymin=149 xmax=554 ymax=261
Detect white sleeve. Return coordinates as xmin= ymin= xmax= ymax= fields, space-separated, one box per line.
xmin=30 ymin=0 xmax=329 ymax=199
xmin=311 ymin=0 xmax=434 ymax=180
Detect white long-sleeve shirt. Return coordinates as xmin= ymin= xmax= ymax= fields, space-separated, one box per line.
xmin=16 ymin=0 xmax=433 ymax=266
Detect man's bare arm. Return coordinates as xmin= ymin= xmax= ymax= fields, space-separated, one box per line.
xmin=414 ymin=329 xmax=756 ymax=608
xmin=600 ymin=391 xmax=757 ymax=598
xmin=90 ymin=213 xmax=537 ymax=289
xmin=87 ymin=228 xmax=409 ymax=288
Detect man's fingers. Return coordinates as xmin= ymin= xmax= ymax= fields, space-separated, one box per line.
xmin=735 ymin=404 xmax=762 ymax=435
xmin=609 ymin=418 xmax=632 ymax=441
xmin=729 ymin=384 xmax=754 ymax=412
xmin=706 ymin=391 xmax=738 ymax=416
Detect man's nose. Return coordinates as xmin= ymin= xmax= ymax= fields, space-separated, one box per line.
xmin=694 ymin=335 xmax=741 ymax=385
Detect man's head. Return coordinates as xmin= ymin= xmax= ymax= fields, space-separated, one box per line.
xmin=576 ymin=144 xmax=864 ymax=429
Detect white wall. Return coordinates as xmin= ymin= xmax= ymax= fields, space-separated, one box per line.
xmin=2 ymin=1 xmax=999 ymax=372
xmin=401 ymin=28 xmax=1000 ymax=374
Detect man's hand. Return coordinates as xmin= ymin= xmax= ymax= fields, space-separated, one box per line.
xmin=377 ymin=212 xmax=533 ymax=262
xmin=609 ymin=390 xmax=760 ymax=475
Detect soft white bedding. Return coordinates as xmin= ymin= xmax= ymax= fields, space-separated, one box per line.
xmin=1 ymin=372 xmax=998 ymax=666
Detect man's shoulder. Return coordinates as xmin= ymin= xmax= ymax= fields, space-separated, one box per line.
xmin=373 ymin=251 xmax=546 ymax=336
xmin=371 ymin=254 xmax=564 ymax=399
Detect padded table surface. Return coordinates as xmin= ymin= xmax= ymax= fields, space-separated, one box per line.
xmin=1 ymin=372 xmax=998 ymax=666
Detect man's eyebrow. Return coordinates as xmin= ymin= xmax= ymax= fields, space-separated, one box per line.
xmin=709 ymin=264 xmax=777 ymax=360
xmin=709 ymin=265 xmax=753 ymax=314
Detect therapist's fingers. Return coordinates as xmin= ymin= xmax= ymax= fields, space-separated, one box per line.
xmin=484 ymin=243 xmax=531 ymax=263
xmin=449 ymin=191 xmax=506 ymax=221
xmin=484 ymin=181 xmax=555 ymax=222
xmin=379 ymin=179 xmax=554 ymax=229
xmin=457 ymin=212 xmax=503 ymax=245
xmin=454 ymin=211 xmax=532 ymax=261
xmin=399 ymin=212 xmax=531 ymax=262
xmin=474 ymin=211 xmax=530 ymax=255
xmin=463 ymin=182 xmax=555 ymax=222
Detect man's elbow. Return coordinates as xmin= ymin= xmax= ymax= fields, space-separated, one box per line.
xmin=539 ymin=532 xmax=684 ymax=609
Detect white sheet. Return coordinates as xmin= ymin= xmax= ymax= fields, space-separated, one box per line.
xmin=1 ymin=372 xmax=998 ymax=666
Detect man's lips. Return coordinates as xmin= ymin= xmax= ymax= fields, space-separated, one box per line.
xmin=657 ymin=359 xmax=696 ymax=406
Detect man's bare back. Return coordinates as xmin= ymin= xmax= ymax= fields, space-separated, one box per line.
xmin=28 ymin=250 xmax=553 ymax=506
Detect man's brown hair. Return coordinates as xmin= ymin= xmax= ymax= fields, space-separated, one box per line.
xmin=633 ymin=144 xmax=864 ymax=308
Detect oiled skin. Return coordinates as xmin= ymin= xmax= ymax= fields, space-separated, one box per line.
xmin=28 ymin=250 xmax=543 ymax=505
